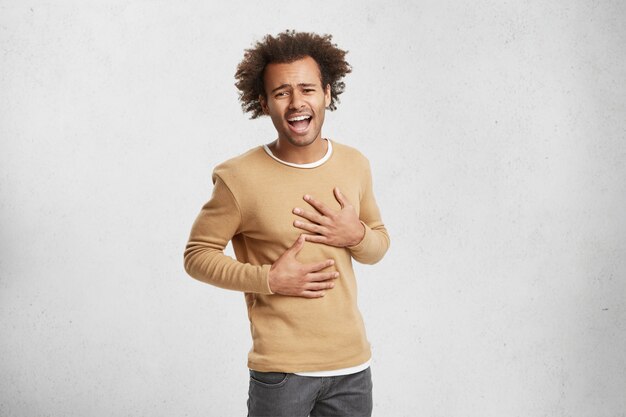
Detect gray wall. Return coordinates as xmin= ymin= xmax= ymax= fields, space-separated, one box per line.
xmin=1 ymin=1 xmax=625 ymax=416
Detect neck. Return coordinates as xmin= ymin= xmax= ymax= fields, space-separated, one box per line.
xmin=269 ymin=137 xmax=328 ymax=164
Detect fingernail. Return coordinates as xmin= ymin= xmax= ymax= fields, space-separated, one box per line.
xmin=329 ymin=260 xmax=334 ymax=265
xmin=293 ymin=208 xmax=301 ymax=214
xmin=304 ymin=195 xmax=310 ymax=200
xmin=294 ymin=220 xmax=300 ymax=226
xmin=334 ymin=272 xmax=339 ymax=278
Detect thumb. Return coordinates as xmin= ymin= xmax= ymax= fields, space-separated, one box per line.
xmin=289 ymin=234 xmax=306 ymax=255
xmin=334 ymin=187 xmax=347 ymax=208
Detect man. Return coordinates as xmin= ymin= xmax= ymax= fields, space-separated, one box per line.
xmin=184 ymin=30 xmax=390 ymax=417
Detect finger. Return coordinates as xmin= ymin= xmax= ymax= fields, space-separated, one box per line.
xmin=293 ymin=220 xmax=326 ymax=234
xmin=333 ymin=187 xmax=349 ymax=209
xmin=302 ymin=234 xmax=329 ymax=245
xmin=301 ymin=290 xmax=327 ymax=298
xmin=306 ymin=271 xmax=339 ymax=282
xmin=293 ymin=207 xmax=327 ymax=225
xmin=305 ymin=280 xmax=336 ymax=291
xmin=304 ymin=258 xmax=335 ymax=273
xmin=303 ymin=194 xmax=332 ymax=216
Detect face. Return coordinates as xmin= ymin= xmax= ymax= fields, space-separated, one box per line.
xmin=259 ymin=56 xmax=331 ymax=148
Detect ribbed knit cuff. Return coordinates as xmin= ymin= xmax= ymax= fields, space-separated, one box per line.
xmin=347 ymin=221 xmax=370 ymax=252
xmin=260 ymin=264 xmax=274 ymax=295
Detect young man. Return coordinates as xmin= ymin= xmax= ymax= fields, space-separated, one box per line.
xmin=184 ymin=30 xmax=390 ymax=417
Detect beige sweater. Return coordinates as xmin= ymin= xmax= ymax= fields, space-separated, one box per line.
xmin=184 ymin=140 xmax=390 ymax=372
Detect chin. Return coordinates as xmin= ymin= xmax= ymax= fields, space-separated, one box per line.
xmin=285 ymin=134 xmax=318 ymax=147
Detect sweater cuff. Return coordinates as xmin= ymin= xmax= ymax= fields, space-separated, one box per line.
xmin=260 ymin=264 xmax=274 ymax=295
xmin=347 ymin=221 xmax=370 ymax=252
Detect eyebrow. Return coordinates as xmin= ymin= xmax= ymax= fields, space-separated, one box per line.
xmin=271 ymin=83 xmax=318 ymax=94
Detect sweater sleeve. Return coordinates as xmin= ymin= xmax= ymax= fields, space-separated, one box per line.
xmin=183 ymin=174 xmax=273 ymax=294
xmin=347 ymin=159 xmax=391 ymax=264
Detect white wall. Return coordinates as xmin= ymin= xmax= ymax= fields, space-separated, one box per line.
xmin=1 ymin=1 xmax=625 ymax=416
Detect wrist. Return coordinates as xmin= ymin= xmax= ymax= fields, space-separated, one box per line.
xmin=348 ymin=222 xmax=366 ymax=247
xmin=267 ymin=266 xmax=276 ymax=293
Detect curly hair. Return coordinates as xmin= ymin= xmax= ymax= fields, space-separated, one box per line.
xmin=235 ymin=30 xmax=352 ymax=119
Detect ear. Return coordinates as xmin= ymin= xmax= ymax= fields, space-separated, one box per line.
xmin=324 ymin=84 xmax=331 ymax=107
xmin=259 ymin=94 xmax=269 ymax=115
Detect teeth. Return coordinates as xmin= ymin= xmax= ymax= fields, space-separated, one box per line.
xmin=288 ymin=115 xmax=311 ymax=122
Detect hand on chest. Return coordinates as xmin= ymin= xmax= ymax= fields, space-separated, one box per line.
xmin=243 ymin=183 xmax=361 ymax=245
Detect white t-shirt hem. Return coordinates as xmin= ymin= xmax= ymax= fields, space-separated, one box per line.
xmin=293 ymin=359 xmax=371 ymax=377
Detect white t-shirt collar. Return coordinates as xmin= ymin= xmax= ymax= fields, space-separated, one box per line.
xmin=263 ymin=138 xmax=332 ymax=169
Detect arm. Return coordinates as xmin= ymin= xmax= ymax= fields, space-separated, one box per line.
xmin=183 ymin=174 xmax=274 ymax=294
xmin=346 ymin=159 xmax=390 ymax=264
xmin=184 ymin=173 xmax=338 ymax=296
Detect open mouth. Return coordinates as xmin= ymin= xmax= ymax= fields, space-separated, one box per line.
xmin=287 ymin=115 xmax=312 ymax=133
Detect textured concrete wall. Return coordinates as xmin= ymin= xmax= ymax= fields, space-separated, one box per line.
xmin=1 ymin=1 xmax=625 ymax=416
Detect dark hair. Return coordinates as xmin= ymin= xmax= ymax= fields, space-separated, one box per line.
xmin=235 ymin=30 xmax=352 ymax=119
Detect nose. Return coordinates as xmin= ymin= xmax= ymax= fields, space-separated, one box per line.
xmin=289 ymin=90 xmax=305 ymax=110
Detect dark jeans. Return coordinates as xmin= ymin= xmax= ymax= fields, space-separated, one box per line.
xmin=247 ymin=367 xmax=373 ymax=417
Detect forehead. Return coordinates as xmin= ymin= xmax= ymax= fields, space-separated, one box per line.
xmin=263 ymin=56 xmax=323 ymax=90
